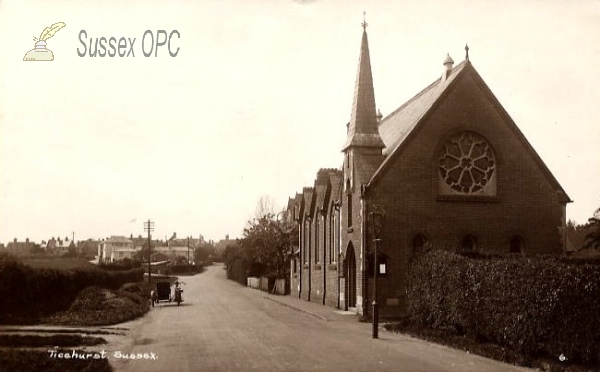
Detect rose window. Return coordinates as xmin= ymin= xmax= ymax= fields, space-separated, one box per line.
xmin=438 ymin=132 xmax=495 ymax=194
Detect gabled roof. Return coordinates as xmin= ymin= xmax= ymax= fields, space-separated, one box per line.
xmin=314 ymin=169 xmax=334 ymax=213
xmin=302 ymin=187 xmax=315 ymax=219
xmin=328 ymin=169 xmax=343 ymax=206
xmin=215 ymin=238 xmax=237 ymax=251
xmin=378 ymin=61 xmax=467 ymax=157
xmin=367 ymin=60 xmax=570 ymax=203
xmin=293 ymin=192 xmax=304 ymax=221
xmin=106 ymin=236 xmax=133 ymax=244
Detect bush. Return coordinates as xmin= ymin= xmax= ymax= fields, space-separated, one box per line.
xmin=119 ymin=282 xmax=143 ymax=295
xmin=46 ymin=286 xmax=150 ymax=326
xmin=407 ymin=248 xmax=600 ymax=365
xmin=0 ymin=252 xmax=144 ymax=324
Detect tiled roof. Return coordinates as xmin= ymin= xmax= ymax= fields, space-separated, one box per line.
xmin=315 ymin=168 xmax=338 ymax=213
xmin=314 ymin=183 xmax=328 ymax=214
xmin=379 ymin=61 xmax=467 ymax=157
xmin=302 ymin=187 xmax=315 ymax=218
xmin=292 ymin=192 xmax=304 ymax=221
xmin=369 ymin=60 xmax=570 ymax=203
xmin=107 ymin=236 xmax=133 ymax=244
xmin=215 ymin=239 xmax=237 ymax=251
xmin=328 ymin=169 xmax=343 ymax=204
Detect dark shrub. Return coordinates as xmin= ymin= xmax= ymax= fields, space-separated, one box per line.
xmin=119 ymin=282 xmax=143 ymax=295
xmin=0 ymin=251 xmax=144 ymax=324
xmin=407 ymin=248 xmax=600 ymax=365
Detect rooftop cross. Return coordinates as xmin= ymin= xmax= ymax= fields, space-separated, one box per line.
xmin=362 ymin=11 xmax=368 ymax=31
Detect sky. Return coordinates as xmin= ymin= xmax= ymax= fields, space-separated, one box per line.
xmin=0 ymin=0 xmax=599 ymax=244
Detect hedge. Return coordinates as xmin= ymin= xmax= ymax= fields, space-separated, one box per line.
xmin=407 ymin=248 xmax=600 ymax=365
xmin=0 ymin=252 xmax=143 ymax=324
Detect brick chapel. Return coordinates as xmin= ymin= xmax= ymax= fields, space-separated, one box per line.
xmin=285 ymin=24 xmax=570 ymax=317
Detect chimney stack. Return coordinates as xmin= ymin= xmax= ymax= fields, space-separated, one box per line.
xmin=442 ymin=53 xmax=454 ymax=82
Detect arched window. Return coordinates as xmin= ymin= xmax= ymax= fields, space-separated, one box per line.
xmin=329 ymin=207 xmax=335 ymax=264
xmin=510 ymin=236 xmax=524 ymax=254
xmin=345 ymin=179 xmax=353 ymax=228
xmin=315 ymin=214 xmax=320 ymax=264
xmin=461 ymin=235 xmax=477 ymax=252
xmin=303 ymin=220 xmax=309 ymax=264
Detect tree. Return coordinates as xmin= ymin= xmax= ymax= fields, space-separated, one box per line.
xmin=583 ymin=207 xmax=600 ymax=250
xmin=194 ymin=243 xmax=213 ymax=265
xmin=254 ymin=195 xmax=276 ymax=219
xmin=238 ymin=213 xmax=297 ymax=279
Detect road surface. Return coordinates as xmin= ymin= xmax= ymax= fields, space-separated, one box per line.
xmin=110 ymin=263 xmax=531 ymax=372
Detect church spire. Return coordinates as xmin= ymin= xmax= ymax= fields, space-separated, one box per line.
xmin=342 ymin=15 xmax=385 ymax=152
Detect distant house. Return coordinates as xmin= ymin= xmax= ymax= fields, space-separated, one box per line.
xmin=154 ymin=245 xmax=194 ymax=264
xmin=166 ymin=232 xmax=205 ymax=250
xmin=111 ymin=247 xmax=138 ymax=262
xmin=99 ymin=236 xmax=134 ymax=263
xmin=6 ymin=238 xmax=37 ymax=256
xmin=77 ymin=239 xmax=100 ymax=258
xmin=215 ymin=234 xmax=237 ymax=261
xmin=45 ymin=236 xmax=75 ymax=255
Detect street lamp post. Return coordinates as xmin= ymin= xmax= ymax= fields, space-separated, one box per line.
xmin=369 ymin=208 xmax=384 ymax=339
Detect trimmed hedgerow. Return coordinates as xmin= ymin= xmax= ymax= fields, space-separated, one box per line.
xmin=0 ymin=252 xmax=143 ymax=324
xmin=407 ymin=249 xmax=600 ymax=365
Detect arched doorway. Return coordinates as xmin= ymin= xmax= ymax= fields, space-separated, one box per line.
xmin=413 ymin=234 xmax=428 ymax=253
xmin=461 ymin=235 xmax=477 ymax=253
xmin=345 ymin=243 xmax=357 ymax=309
xmin=510 ymin=236 xmax=524 ymax=253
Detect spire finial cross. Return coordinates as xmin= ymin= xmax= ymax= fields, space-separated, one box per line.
xmin=362 ymin=11 xmax=368 ymax=31
xmin=465 ymin=43 xmax=470 ymax=61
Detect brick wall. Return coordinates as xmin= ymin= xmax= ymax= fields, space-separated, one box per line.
xmin=363 ymin=71 xmax=566 ymax=316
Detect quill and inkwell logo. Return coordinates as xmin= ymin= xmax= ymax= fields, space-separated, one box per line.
xmin=23 ymin=22 xmax=66 ymax=61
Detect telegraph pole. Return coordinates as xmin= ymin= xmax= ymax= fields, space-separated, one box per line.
xmin=144 ymin=220 xmax=154 ymax=283
xmin=187 ymin=236 xmax=191 ymax=274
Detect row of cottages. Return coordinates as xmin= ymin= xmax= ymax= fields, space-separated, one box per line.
xmin=286 ymin=24 xmax=570 ymax=318
xmin=287 ymin=169 xmax=344 ymax=308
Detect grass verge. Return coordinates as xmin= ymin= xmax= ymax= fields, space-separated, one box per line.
xmin=0 ymin=349 xmax=112 ymax=372
xmin=0 ymin=334 xmax=106 ymax=347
